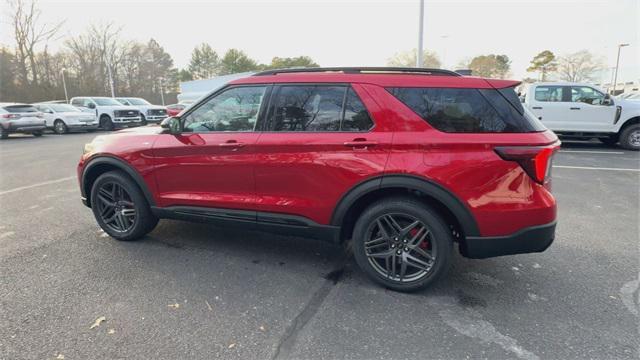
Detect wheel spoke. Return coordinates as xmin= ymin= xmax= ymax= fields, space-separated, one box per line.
xmin=409 ymin=227 xmax=429 ymax=247
xmin=381 ymin=215 xmax=402 ymax=235
xmin=365 ymin=236 xmax=387 ymax=250
xmin=405 ymin=254 xmax=431 ymax=272
xmin=399 ymin=220 xmax=420 ymax=237
xmin=121 ymin=208 xmax=136 ymax=217
xmin=412 ymin=246 xmax=434 ymax=263
xmin=367 ymin=248 xmax=394 ymax=259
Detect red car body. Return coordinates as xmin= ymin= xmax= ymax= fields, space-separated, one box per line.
xmin=79 ymin=68 xmax=559 ymax=261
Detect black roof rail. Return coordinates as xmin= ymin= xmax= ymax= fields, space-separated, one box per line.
xmin=252 ymin=67 xmax=461 ymax=77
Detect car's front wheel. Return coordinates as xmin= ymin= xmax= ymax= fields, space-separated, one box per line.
xmin=352 ymin=197 xmax=453 ymax=292
xmin=53 ymin=120 xmax=68 ymax=134
xmin=100 ymin=115 xmax=114 ymax=131
xmin=90 ymin=171 xmax=158 ymax=241
xmin=619 ymin=124 xmax=640 ymax=151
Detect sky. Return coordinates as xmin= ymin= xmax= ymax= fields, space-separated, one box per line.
xmin=1 ymin=0 xmax=638 ymax=83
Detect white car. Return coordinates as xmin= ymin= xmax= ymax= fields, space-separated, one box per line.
xmin=69 ymin=97 xmax=142 ymax=131
xmin=34 ymin=103 xmax=98 ymax=134
xmin=523 ymin=82 xmax=640 ymax=150
xmin=0 ymin=103 xmax=47 ymax=139
xmin=115 ymin=97 xmax=168 ymax=124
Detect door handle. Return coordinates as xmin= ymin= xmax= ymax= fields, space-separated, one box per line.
xmin=219 ymin=140 xmax=245 ymax=148
xmin=344 ymin=139 xmax=377 ymax=148
xmin=570 ymin=107 xmax=581 ymax=110
xmin=532 ymin=106 xmax=543 ymax=110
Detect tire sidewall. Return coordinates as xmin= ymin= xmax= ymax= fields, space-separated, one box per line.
xmin=352 ymin=199 xmax=453 ymax=292
xmin=100 ymin=115 xmax=114 ymax=131
xmin=620 ymin=124 xmax=640 ymax=150
xmin=90 ymin=171 xmax=153 ymax=240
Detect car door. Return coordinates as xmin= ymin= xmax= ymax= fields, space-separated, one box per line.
xmin=35 ymin=105 xmax=55 ymax=127
xmin=567 ymin=86 xmax=617 ymax=132
xmin=151 ymin=85 xmax=269 ymax=213
xmin=528 ymin=85 xmax=570 ymax=131
xmin=253 ymin=83 xmax=392 ymax=226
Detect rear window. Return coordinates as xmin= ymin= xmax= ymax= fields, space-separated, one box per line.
xmin=3 ymin=105 xmax=38 ymax=113
xmin=388 ymin=87 xmax=545 ymax=133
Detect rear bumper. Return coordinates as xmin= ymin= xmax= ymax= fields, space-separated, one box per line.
xmin=461 ymin=221 xmax=556 ymax=259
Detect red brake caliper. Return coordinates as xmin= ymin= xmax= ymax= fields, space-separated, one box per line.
xmin=409 ymin=228 xmax=429 ymax=249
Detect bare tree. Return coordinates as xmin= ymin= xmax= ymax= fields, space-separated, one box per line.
xmin=7 ymin=0 xmax=63 ymax=86
xmin=387 ymin=49 xmax=441 ymax=68
xmin=555 ymin=50 xmax=605 ymax=82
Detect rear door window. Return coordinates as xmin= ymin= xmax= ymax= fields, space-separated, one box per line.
xmin=266 ymin=85 xmax=374 ymax=132
xmin=534 ymin=86 xmax=565 ymax=102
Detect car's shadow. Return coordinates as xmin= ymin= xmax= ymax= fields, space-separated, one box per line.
xmin=131 ymin=219 xmax=529 ymax=302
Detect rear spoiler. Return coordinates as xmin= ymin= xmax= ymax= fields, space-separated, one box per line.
xmin=484 ymin=79 xmax=521 ymax=89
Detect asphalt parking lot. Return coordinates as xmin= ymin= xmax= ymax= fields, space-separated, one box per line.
xmin=1 ymin=132 xmax=638 ymax=360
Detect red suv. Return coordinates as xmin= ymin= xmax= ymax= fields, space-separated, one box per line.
xmin=78 ymin=67 xmax=559 ymax=292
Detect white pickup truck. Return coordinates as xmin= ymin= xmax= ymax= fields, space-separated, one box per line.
xmin=523 ymin=82 xmax=640 ymax=150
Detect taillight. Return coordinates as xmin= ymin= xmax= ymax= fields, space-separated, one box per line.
xmin=495 ymin=143 xmax=561 ymax=186
xmin=1 ymin=113 xmax=21 ymax=119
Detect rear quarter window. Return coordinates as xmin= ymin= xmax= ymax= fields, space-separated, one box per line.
xmin=388 ymin=87 xmax=545 ymax=133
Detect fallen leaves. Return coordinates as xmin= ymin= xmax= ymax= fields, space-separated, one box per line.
xmin=205 ymin=300 xmax=213 ymax=311
xmin=228 ymin=343 xmax=236 ymax=349
xmin=55 ymin=354 xmax=65 ymax=360
xmin=259 ymin=325 xmax=266 ymax=332
xmin=107 ymin=329 xmax=116 ymax=334
xmin=90 ymin=316 xmax=106 ymax=329
xmin=168 ymin=303 xmax=180 ymax=309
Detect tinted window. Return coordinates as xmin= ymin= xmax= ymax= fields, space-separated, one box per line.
xmin=388 ymin=87 xmax=544 ymax=133
xmin=342 ymin=88 xmax=374 ymax=131
xmin=267 ymin=85 xmax=344 ymax=131
xmin=93 ymin=98 xmax=122 ymax=106
xmin=571 ymin=86 xmax=605 ymax=105
xmin=71 ymin=98 xmax=84 ymax=106
xmin=183 ymin=86 xmax=266 ymax=132
xmin=4 ymin=105 xmax=38 ymax=113
xmin=534 ymin=86 xmax=564 ymax=102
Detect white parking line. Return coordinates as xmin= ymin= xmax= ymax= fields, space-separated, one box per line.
xmin=0 ymin=176 xmax=76 ymax=196
xmin=554 ymin=165 xmax=640 ymax=172
xmin=559 ymin=150 xmax=626 ymax=155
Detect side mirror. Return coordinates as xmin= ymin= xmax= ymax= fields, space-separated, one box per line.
xmin=161 ymin=116 xmax=182 ymax=134
xmin=603 ymin=94 xmax=614 ymax=106
xmin=88 ymin=103 xmax=96 ymax=109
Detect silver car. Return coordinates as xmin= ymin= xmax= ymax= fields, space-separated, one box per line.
xmin=0 ymin=103 xmax=47 ymax=139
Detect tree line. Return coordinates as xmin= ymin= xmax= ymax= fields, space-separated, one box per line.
xmin=386 ymin=48 xmax=605 ymax=83
xmin=1 ymin=0 xmax=607 ymax=104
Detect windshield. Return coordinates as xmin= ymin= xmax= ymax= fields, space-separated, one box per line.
xmin=49 ymin=104 xmax=81 ymax=112
xmin=115 ymin=99 xmax=131 ymax=105
xmin=93 ymin=98 xmax=122 ymax=106
xmin=126 ymin=98 xmax=151 ymax=105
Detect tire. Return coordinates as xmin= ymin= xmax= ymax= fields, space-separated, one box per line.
xmin=53 ymin=119 xmax=68 ymax=134
xmin=90 ymin=170 xmax=158 ymax=241
xmin=140 ymin=114 xmax=147 ymax=126
xmin=619 ymin=124 xmax=640 ymax=151
xmin=100 ymin=115 xmax=115 ymax=131
xmin=32 ymin=131 xmax=43 ymax=137
xmin=352 ymin=197 xmax=453 ymax=292
xmin=0 ymin=126 xmax=8 ymax=139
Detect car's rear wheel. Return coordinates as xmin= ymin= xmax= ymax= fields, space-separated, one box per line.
xmin=352 ymin=197 xmax=452 ymax=292
xmin=100 ymin=115 xmax=114 ymax=131
xmin=619 ymin=124 xmax=640 ymax=151
xmin=53 ymin=120 xmax=68 ymax=134
xmin=32 ymin=131 xmax=43 ymax=137
xmin=0 ymin=127 xmax=8 ymax=139
xmin=90 ymin=171 xmax=158 ymax=241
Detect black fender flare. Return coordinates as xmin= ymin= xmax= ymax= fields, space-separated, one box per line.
xmin=330 ymin=174 xmax=480 ymax=237
xmin=81 ymin=156 xmax=156 ymax=207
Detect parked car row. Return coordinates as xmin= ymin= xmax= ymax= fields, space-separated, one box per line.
xmin=0 ymin=97 xmax=192 ymax=139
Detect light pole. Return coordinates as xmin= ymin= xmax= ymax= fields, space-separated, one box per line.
xmin=103 ymin=54 xmax=115 ymax=97
xmin=159 ymin=78 xmax=165 ymax=106
xmin=60 ymin=68 xmax=69 ymax=103
xmin=416 ymin=0 xmax=424 ymax=68
xmin=612 ymin=43 xmax=629 ymax=95
xmin=440 ymin=34 xmax=449 ymax=69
